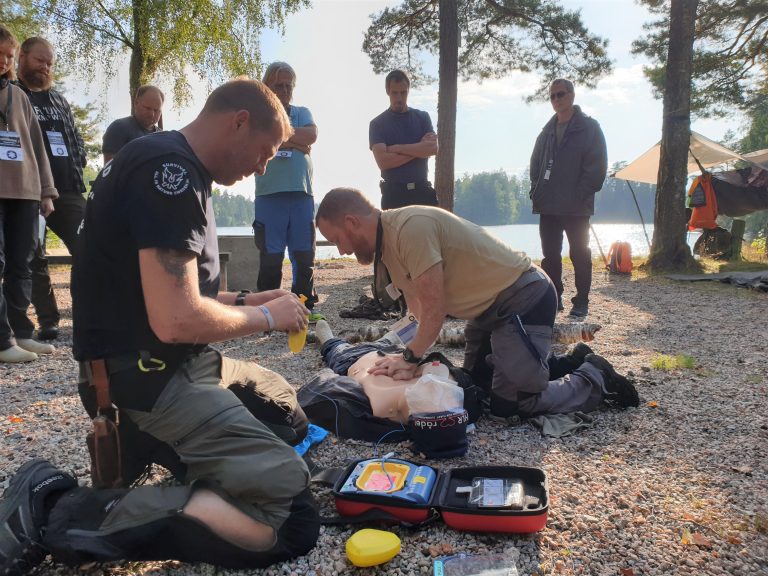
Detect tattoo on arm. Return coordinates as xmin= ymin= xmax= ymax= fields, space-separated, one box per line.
xmin=156 ymin=249 xmax=192 ymax=282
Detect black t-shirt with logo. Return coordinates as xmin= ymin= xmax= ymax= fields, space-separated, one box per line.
xmin=23 ymin=89 xmax=75 ymax=193
xmin=72 ymin=130 xmax=220 ymax=361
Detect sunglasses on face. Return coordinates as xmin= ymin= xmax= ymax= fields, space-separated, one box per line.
xmin=549 ymin=90 xmax=570 ymax=101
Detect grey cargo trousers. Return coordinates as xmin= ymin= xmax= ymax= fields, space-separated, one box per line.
xmin=463 ymin=266 xmax=607 ymax=416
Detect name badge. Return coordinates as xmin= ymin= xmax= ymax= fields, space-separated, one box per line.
xmin=389 ymin=313 xmax=419 ymax=346
xmin=385 ymin=282 xmax=401 ymax=301
xmin=275 ymin=150 xmax=293 ymax=158
xmin=46 ymin=131 xmax=68 ymax=157
xmin=0 ymin=131 xmax=24 ymax=162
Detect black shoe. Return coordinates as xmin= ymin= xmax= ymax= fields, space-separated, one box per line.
xmin=0 ymin=459 xmax=77 ymax=575
xmin=567 ymin=342 xmax=594 ymax=366
xmin=557 ymin=295 xmax=564 ymax=312
xmin=37 ymin=325 xmax=59 ymax=341
xmin=584 ymin=354 xmax=639 ymax=408
xmin=569 ymin=301 xmax=588 ymax=318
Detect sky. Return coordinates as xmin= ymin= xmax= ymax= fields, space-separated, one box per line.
xmin=68 ymin=0 xmax=743 ymax=207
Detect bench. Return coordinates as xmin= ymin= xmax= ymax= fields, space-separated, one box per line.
xmin=47 ymin=252 xmax=232 ymax=291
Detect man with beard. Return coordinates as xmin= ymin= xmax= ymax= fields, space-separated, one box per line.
xmin=15 ymin=36 xmax=87 ymax=341
xmin=102 ymin=85 xmax=164 ymax=163
xmin=315 ymin=188 xmax=639 ymax=419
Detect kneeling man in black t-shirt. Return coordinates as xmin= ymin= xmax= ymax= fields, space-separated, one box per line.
xmin=0 ymin=79 xmax=319 ymax=573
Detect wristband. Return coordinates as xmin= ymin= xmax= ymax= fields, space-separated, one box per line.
xmin=257 ymin=305 xmax=275 ymax=331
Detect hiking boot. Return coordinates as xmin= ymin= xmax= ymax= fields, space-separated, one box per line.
xmin=584 ymin=353 xmax=639 ymax=408
xmin=37 ymin=325 xmax=59 ymax=341
xmin=567 ymin=342 xmax=594 ymax=366
xmin=0 ymin=459 xmax=78 ymax=575
xmin=568 ymin=301 xmax=588 ymax=318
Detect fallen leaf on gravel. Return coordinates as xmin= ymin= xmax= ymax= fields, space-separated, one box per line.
xmin=620 ymin=569 xmax=635 ymax=576
xmin=8 ymin=416 xmax=22 ymax=423
xmin=681 ymin=528 xmax=693 ymax=545
xmin=692 ymin=533 xmax=713 ymax=548
xmin=727 ymin=535 xmax=742 ymax=545
xmin=731 ymin=465 xmax=753 ymax=475
xmin=755 ymin=512 xmax=768 ymax=533
xmin=647 ymin=401 xmax=658 ymax=408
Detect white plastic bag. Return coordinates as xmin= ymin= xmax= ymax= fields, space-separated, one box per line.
xmin=405 ymin=373 xmax=464 ymax=415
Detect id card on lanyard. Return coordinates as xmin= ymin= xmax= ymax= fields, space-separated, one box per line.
xmin=46 ymin=131 xmax=68 ymax=157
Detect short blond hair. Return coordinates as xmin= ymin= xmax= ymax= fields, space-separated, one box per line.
xmin=316 ymin=188 xmax=376 ymax=226
xmin=202 ymin=78 xmax=292 ymax=138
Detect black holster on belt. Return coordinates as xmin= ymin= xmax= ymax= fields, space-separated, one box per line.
xmin=85 ymin=359 xmax=124 ymax=489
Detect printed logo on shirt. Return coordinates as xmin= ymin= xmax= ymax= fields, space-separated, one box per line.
xmin=153 ymin=162 xmax=190 ymax=196
xmin=101 ymin=161 xmax=113 ymax=178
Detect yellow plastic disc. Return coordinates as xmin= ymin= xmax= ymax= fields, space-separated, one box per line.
xmin=345 ymin=528 xmax=401 ymax=568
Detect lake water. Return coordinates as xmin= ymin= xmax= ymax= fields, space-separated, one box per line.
xmin=219 ymin=223 xmax=702 ymax=260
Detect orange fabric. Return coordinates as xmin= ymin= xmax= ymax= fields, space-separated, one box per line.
xmin=687 ymin=174 xmax=719 ymax=230
xmin=607 ymin=242 xmax=633 ymax=274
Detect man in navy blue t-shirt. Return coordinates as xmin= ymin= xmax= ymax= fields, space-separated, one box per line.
xmin=369 ymin=69 xmax=439 ymax=209
xmin=0 ymin=80 xmax=320 ymax=573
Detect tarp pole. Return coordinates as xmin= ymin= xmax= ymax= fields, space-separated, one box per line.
xmin=626 ymin=180 xmax=652 ymax=251
xmin=590 ymin=224 xmax=609 ymax=267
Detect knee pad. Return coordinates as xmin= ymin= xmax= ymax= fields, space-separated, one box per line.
xmin=257 ymin=253 xmax=284 ymax=291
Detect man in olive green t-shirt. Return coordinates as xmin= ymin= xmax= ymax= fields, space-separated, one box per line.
xmin=315 ymin=187 xmax=638 ymax=418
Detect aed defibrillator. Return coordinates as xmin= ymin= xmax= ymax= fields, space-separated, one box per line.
xmin=316 ymin=457 xmax=549 ymax=533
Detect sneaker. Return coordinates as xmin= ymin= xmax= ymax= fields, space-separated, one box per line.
xmin=37 ymin=326 xmax=59 ymax=341
xmin=0 ymin=459 xmax=77 ymax=575
xmin=16 ymin=339 xmax=55 ymax=355
xmin=307 ymin=312 xmax=325 ymax=324
xmin=584 ymin=353 xmax=639 ymax=408
xmin=0 ymin=346 xmax=38 ymax=364
xmin=567 ymin=342 xmax=594 ymax=366
xmin=569 ymin=301 xmax=589 ymax=318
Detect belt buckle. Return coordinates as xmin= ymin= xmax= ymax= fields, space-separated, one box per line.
xmin=406 ymin=182 xmax=416 ymax=191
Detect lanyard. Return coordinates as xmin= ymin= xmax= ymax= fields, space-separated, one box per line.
xmin=0 ymin=83 xmax=12 ymax=130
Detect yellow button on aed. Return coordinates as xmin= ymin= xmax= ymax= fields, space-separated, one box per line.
xmin=346 ymin=528 xmax=401 ymax=568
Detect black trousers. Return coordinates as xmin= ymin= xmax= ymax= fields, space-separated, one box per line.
xmin=380 ymin=181 xmax=438 ymax=210
xmin=539 ymin=214 xmax=592 ymax=304
xmin=0 ymin=199 xmax=39 ymax=349
xmin=31 ymin=193 xmax=86 ymax=328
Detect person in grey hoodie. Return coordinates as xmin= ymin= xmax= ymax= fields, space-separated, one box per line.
xmin=529 ymin=79 xmax=607 ymax=318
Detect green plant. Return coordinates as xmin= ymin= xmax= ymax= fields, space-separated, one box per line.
xmin=651 ymin=354 xmax=696 ymax=371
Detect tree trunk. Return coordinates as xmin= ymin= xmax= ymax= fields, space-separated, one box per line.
xmin=434 ymin=0 xmax=458 ymax=212
xmin=128 ymin=0 xmax=151 ymax=107
xmin=648 ymin=0 xmax=698 ymax=272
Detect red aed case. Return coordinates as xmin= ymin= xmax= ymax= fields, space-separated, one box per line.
xmin=324 ymin=458 xmax=549 ymax=533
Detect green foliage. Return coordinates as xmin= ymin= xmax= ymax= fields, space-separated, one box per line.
xmin=211 ymin=189 xmax=253 ymax=227
xmin=454 ymin=170 xmax=520 ymax=225
xmin=1 ymin=0 xmax=41 ymax=39
xmin=651 ymin=354 xmax=696 ymax=371
xmin=454 ymin=167 xmax=656 ymax=225
xmin=363 ymin=0 xmax=612 ymax=96
xmin=633 ymin=0 xmax=768 ymax=117
xmin=31 ymin=0 xmax=309 ymax=105
xmin=70 ymin=100 xmax=102 ymax=161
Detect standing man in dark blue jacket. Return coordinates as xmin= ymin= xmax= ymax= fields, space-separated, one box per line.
xmin=529 ymin=79 xmax=607 ymax=318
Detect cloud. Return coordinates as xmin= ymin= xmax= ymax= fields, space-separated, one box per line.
xmin=408 ymin=71 xmax=541 ymax=111
xmin=590 ymin=64 xmax=648 ymax=106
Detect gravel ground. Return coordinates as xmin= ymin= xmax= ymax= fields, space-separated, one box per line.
xmin=1 ymin=260 xmax=767 ymax=576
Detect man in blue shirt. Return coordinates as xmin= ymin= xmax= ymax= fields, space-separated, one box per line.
xmin=369 ymin=69 xmax=439 ymax=209
xmin=253 ymin=62 xmax=318 ymax=309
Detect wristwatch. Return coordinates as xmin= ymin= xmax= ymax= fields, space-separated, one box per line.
xmin=403 ymin=347 xmax=422 ymax=364
xmin=235 ymin=290 xmax=251 ymax=306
